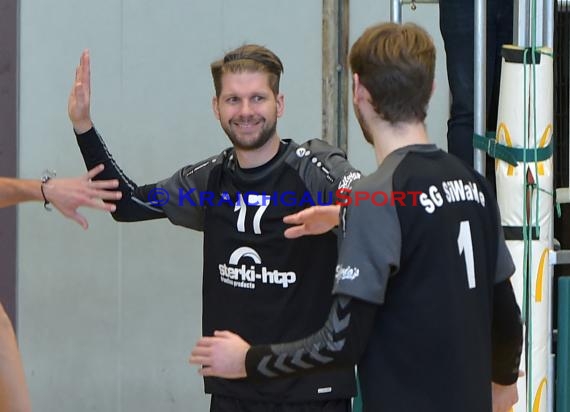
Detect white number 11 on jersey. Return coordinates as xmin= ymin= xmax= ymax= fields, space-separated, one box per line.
xmin=457 ymin=220 xmax=476 ymax=289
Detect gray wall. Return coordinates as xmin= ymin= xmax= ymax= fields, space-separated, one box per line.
xmin=17 ymin=1 xmax=448 ymax=411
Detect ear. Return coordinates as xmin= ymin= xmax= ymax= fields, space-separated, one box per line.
xmin=212 ymin=96 xmax=220 ymax=120
xmin=352 ymin=73 xmax=359 ymax=105
xmin=276 ymin=93 xmax=285 ymax=118
xmin=352 ymin=73 xmax=370 ymax=105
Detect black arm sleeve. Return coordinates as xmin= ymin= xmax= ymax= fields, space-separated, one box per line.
xmin=75 ymin=127 xmax=166 ymax=222
xmin=245 ymin=295 xmax=377 ymax=380
xmin=491 ymin=279 xmax=523 ymax=384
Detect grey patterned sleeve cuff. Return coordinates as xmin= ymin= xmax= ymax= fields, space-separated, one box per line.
xmin=245 ymin=296 xmax=377 ymax=380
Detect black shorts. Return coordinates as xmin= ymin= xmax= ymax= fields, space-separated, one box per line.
xmin=210 ymin=395 xmax=352 ymax=412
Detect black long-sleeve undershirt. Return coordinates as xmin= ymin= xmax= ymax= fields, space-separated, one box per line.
xmin=246 ymin=295 xmax=377 ymax=379
xmin=246 ymin=279 xmax=522 ymax=385
xmin=76 ymin=127 xmax=166 ymax=221
xmin=491 ymin=279 xmax=523 ymax=384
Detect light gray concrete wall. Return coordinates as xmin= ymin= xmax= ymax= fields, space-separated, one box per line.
xmin=17 ymin=1 xmax=449 ymax=411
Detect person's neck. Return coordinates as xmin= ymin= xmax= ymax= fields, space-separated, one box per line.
xmin=235 ymin=135 xmax=281 ymax=169
xmin=370 ymin=119 xmax=429 ymax=164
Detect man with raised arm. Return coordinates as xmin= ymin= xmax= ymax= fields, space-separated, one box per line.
xmin=69 ymin=45 xmax=361 ymax=411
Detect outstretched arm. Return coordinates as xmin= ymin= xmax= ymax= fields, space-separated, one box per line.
xmin=0 ymin=164 xmax=121 ymax=229
xmin=283 ymin=205 xmax=340 ymax=238
xmin=189 ymin=295 xmax=377 ymax=379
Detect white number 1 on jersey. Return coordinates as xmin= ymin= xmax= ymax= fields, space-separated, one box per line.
xmin=457 ymin=220 xmax=476 ymax=289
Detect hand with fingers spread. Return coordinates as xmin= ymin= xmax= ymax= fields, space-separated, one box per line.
xmin=0 ymin=164 xmax=120 ymax=229
xmin=42 ymin=164 xmax=122 ymax=229
xmin=283 ymin=205 xmax=340 ymax=239
xmin=189 ymin=331 xmax=250 ymax=379
xmin=68 ymin=49 xmax=93 ymax=134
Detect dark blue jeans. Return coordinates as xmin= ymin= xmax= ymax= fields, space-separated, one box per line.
xmin=439 ymin=0 xmax=513 ymax=167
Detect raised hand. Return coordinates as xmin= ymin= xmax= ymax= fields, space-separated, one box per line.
xmin=68 ymin=49 xmax=93 ymax=133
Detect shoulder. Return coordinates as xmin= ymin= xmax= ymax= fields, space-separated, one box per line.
xmin=177 ymin=149 xmax=231 ymax=178
xmin=283 ymin=138 xmax=360 ymax=187
xmin=280 ymin=138 xmax=345 ymax=160
xmin=161 ymin=149 xmax=231 ymax=191
xmin=296 ymin=138 xmax=345 ymax=157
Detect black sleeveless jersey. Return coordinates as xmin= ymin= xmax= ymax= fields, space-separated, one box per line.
xmin=155 ymin=139 xmax=360 ymax=402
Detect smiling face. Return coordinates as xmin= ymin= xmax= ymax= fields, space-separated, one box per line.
xmin=213 ymin=71 xmax=284 ymax=151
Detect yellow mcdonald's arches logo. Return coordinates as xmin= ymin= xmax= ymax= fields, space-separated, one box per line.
xmin=532 ymin=378 xmax=547 ymax=412
xmin=535 ymin=248 xmax=549 ymax=302
xmin=495 ymin=123 xmax=552 ymax=176
xmin=536 ymin=125 xmax=552 ymax=176
xmin=496 ymin=123 xmax=515 ymax=176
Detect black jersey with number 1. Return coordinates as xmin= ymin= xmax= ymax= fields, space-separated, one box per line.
xmin=334 ymin=144 xmax=517 ymax=411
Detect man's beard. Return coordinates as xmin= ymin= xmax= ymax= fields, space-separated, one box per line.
xmin=222 ymin=116 xmax=277 ymax=151
xmin=354 ymin=105 xmax=374 ymax=145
